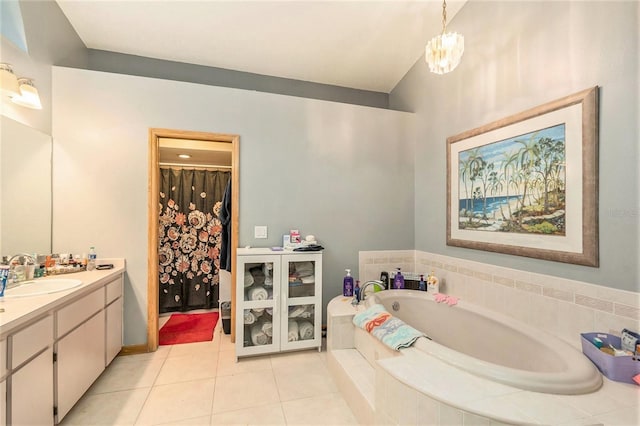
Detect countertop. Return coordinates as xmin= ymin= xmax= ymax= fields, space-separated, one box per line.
xmin=0 ymin=258 xmax=125 ymax=338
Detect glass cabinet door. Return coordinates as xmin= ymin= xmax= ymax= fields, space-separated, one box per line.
xmin=281 ymin=254 xmax=322 ymax=350
xmin=238 ymin=255 xmax=280 ymax=353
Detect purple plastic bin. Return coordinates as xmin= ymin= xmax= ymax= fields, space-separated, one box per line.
xmin=580 ymin=332 xmax=640 ymax=384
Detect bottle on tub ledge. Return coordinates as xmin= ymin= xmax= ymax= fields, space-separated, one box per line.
xmin=393 ymin=267 xmax=405 ymax=289
xmin=343 ymin=269 xmax=354 ymax=297
xmin=419 ymin=274 xmax=427 ymax=291
xmin=426 ymin=270 xmax=440 ymax=294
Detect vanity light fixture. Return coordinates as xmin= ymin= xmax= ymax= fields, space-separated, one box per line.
xmin=425 ymin=0 xmax=464 ymax=74
xmin=178 ymin=154 xmax=192 ymax=159
xmin=10 ymin=78 xmax=42 ymax=110
xmin=0 ymin=63 xmax=20 ymax=97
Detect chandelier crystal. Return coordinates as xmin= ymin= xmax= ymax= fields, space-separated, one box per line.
xmin=425 ymin=0 xmax=464 ymax=74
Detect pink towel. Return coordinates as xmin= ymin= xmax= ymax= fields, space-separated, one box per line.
xmin=446 ymin=295 xmax=459 ymax=306
xmin=434 ymin=293 xmax=459 ymax=306
xmin=434 ymin=293 xmax=448 ymax=303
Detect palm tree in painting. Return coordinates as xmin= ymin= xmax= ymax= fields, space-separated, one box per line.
xmin=500 ymin=150 xmax=520 ymax=221
xmin=533 ymin=137 xmax=565 ymax=212
xmin=515 ymin=134 xmax=540 ymax=225
xmin=459 ymin=155 xmax=473 ymax=218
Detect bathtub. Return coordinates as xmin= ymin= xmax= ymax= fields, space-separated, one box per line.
xmin=368 ymin=290 xmax=602 ymax=395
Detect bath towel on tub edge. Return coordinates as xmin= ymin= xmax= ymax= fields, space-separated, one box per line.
xmin=352 ymin=303 xmax=425 ymax=351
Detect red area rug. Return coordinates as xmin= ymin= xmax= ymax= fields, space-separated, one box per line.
xmin=159 ymin=312 xmax=219 ymax=345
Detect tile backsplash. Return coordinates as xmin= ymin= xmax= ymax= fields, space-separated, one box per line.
xmin=359 ymin=250 xmax=640 ymax=350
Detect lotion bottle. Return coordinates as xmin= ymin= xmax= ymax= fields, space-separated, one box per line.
xmin=393 ymin=267 xmax=405 ymax=289
xmin=343 ymin=269 xmax=354 ymax=297
xmin=419 ymin=274 xmax=426 ymax=291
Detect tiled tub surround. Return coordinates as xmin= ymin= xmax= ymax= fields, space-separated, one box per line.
xmin=326 ymin=251 xmax=640 ymax=425
xmin=327 ymin=296 xmax=640 ymax=425
xmin=359 ymin=250 xmax=640 ymax=353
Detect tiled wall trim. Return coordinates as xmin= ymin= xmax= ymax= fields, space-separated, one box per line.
xmin=359 ymin=250 xmax=640 ymax=348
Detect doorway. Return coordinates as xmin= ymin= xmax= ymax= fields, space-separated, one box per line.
xmin=148 ymin=128 xmax=239 ymax=352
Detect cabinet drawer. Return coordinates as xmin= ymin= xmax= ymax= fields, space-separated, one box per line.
xmin=11 ymin=315 xmax=53 ymax=368
xmin=57 ymin=288 xmax=104 ymax=337
xmin=0 ymin=338 xmax=6 ymax=378
xmin=106 ymin=275 xmax=123 ymax=304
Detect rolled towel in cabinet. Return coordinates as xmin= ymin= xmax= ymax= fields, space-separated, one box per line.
xmin=244 ymin=271 xmax=254 ymax=287
xmin=298 ymin=320 xmax=314 ymax=340
xmin=247 ymin=286 xmax=268 ymax=300
xmin=244 ymin=309 xmax=257 ymax=325
xmin=288 ymin=320 xmax=299 ymax=342
xmin=262 ymin=321 xmax=273 ymax=337
xmin=250 ymin=323 xmax=269 ymax=346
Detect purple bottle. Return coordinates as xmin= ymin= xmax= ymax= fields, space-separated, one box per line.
xmin=343 ymin=269 xmax=354 ymax=297
xmin=393 ymin=268 xmax=405 ymax=289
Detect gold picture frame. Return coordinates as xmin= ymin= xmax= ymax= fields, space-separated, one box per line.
xmin=446 ymin=87 xmax=599 ymax=266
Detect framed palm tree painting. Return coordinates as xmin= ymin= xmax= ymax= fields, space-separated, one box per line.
xmin=447 ymin=87 xmax=599 ymax=266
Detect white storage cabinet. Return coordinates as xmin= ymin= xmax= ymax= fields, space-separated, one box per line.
xmin=235 ymin=248 xmax=322 ymax=358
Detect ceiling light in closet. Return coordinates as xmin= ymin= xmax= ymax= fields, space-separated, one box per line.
xmin=178 ymin=154 xmax=192 ymax=159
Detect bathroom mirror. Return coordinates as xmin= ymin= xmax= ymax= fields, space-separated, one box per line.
xmin=0 ymin=115 xmax=52 ymax=257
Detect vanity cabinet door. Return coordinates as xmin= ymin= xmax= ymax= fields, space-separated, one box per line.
xmin=10 ymin=347 xmax=54 ymax=426
xmin=56 ymin=311 xmax=106 ymax=421
xmin=105 ymin=297 xmax=123 ymax=366
xmin=1 ymin=379 xmax=6 ymax=426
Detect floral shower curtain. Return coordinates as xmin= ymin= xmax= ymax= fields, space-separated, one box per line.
xmin=158 ymin=168 xmax=231 ymax=313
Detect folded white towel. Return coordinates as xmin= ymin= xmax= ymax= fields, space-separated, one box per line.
xmin=244 ymin=309 xmax=256 ymax=325
xmin=248 ymin=286 xmax=268 ymax=301
xmin=298 ymin=320 xmax=314 ymax=340
xmin=244 ymin=271 xmax=254 ymax=288
xmin=288 ymin=305 xmax=306 ymax=318
xmin=250 ymin=323 xmax=269 ymax=346
xmin=288 ymin=320 xmax=299 ymax=342
xmin=262 ymin=321 xmax=273 ymax=337
xmin=253 ymin=308 xmax=264 ymax=317
xmin=294 ymin=261 xmax=314 ymax=277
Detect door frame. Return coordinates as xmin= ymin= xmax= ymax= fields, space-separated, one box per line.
xmin=147 ymin=128 xmax=239 ymax=352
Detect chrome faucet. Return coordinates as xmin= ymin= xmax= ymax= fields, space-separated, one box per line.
xmin=7 ymin=253 xmax=36 ymax=284
xmin=360 ymin=280 xmax=385 ymax=302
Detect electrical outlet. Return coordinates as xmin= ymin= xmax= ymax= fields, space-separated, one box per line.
xmin=254 ymin=226 xmax=268 ymax=239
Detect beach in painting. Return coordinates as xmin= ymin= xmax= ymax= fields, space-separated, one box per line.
xmin=458 ymin=124 xmax=566 ymax=235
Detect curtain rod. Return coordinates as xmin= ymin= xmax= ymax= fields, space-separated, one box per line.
xmin=159 ymin=162 xmax=232 ymax=169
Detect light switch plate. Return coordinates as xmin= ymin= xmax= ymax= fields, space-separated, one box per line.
xmin=254 ymin=225 xmax=268 ymax=239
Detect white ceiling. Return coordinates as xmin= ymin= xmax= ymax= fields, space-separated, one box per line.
xmin=56 ymin=0 xmax=465 ymax=93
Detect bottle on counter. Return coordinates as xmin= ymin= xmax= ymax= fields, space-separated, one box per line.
xmin=343 ymin=269 xmax=354 ymax=297
xmin=87 ymin=247 xmax=97 ymax=271
xmin=393 ymin=267 xmax=405 ymax=289
xmin=354 ymin=280 xmax=361 ymax=303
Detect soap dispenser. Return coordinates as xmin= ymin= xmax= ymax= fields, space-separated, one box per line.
xmin=343 ymin=269 xmax=354 ymax=297
xmin=393 ymin=268 xmax=405 ymax=289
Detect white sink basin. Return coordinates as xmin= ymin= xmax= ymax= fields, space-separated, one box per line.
xmin=4 ymin=278 xmax=83 ymax=298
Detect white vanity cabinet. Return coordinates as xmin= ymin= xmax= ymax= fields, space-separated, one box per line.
xmin=0 ymin=268 xmax=124 ymax=425
xmin=8 ymin=315 xmax=55 ymax=426
xmin=236 ymin=249 xmax=322 ymax=358
xmin=11 ymin=347 xmax=54 ymax=425
xmin=105 ymin=276 xmax=124 ymax=366
xmin=1 ymin=379 xmax=6 ymax=426
xmin=1 ymin=338 xmax=6 ymax=426
xmin=56 ymin=288 xmax=106 ymax=421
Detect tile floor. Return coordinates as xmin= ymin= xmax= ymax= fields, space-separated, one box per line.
xmin=60 ymin=318 xmax=358 ymax=426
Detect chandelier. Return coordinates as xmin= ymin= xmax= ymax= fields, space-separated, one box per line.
xmin=425 ymin=0 xmax=464 ymax=74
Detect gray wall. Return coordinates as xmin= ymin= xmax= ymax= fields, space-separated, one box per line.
xmin=52 ymin=67 xmax=415 ymax=345
xmin=390 ymin=1 xmax=639 ymax=292
xmin=86 ymin=49 xmax=389 ymax=109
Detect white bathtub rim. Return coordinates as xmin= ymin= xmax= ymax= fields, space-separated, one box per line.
xmin=368 ymin=290 xmax=603 ymax=395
